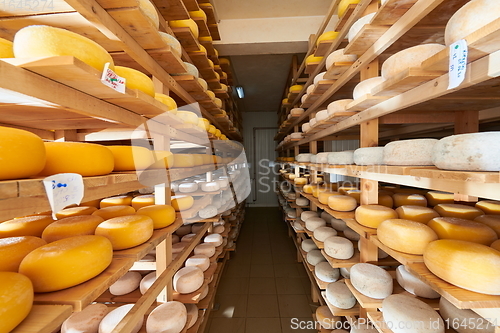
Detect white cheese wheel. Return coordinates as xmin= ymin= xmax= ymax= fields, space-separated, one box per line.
xmin=327 ymin=99 xmax=353 ymax=115
xmin=296 ymin=198 xmax=310 ymax=207
xmin=327 ymin=151 xmax=354 ymax=165
xmin=330 ymin=218 xmax=348 ymax=231
xmin=305 ymin=217 xmax=327 ymax=231
xmin=286 ymin=210 xmax=297 ymax=218
xmin=291 ymin=108 xmax=305 ymax=115
xmin=172 ymin=242 xmax=186 ymax=254
xmin=173 ymin=266 xmax=204 ymax=294
xmin=194 ymin=243 xmax=216 ymax=257
xmin=326 ymin=48 xmax=358 ymax=70
xmin=301 ymin=239 xmax=318 ymax=252
xmin=201 ymin=182 xmax=220 ymax=192
xmin=316 ymin=152 xmax=329 ymax=164
xmin=350 ymin=263 xmax=393 ymax=299
xmin=181 ymin=233 xmax=197 ymax=243
xmin=314 ymin=71 xmax=328 ymax=86
xmin=185 ymin=304 xmax=198 ymax=329
xmin=382 ymin=294 xmax=444 ymax=333
xmin=313 ymin=226 xmax=338 ymax=242
xmin=301 ymin=94 xmax=308 ymax=103
xmin=381 ymin=44 xmax=446 ymax=79
xmin=324 ymin=236 xmax=354 ymax=259
xmin=146 ymin=301 xmax=187 ymax=333
xmin=340 ymin=267 xmax=350 ymax=279
xmin=109 ymin=271 xmax=141 ymax=296
xmin=213 ymin=225 xmax=225 ymax=234
xmin=99 ymin=304 xmax=143 ymax=333
xmin=290 ymin=132 xmax=303 ymax=139
xmin=384 ymin=139 xmax=438 ymax=166
xmin=316 ymin=109 xmax=329 ymax=122
xmin=293 ymin=221 xmax=304 ymax=231
xmin=172 ymin=234 xmax=180 ymax=244
xmin=302 ymin=123 xmax=311 ymax=132
xmin=316 ymin=305 xmax=341 ymax=329
xmin=185 ymin=255 xmax=210 ymax=272
xmin=343 ymin=227 xmax=360 ymax=241
xmin=296 ymin=153 xmax=314 ymax=162
xmin=353 ymin=147 xmax=385 ymax=165
xmin=204 ymin=233 xmax=223 ymax=247
xmin=348 ymin=13 xmax=376 ymax=42
xmin=306 ymin=85 xmax=315 ymax=94
xmin=315 ymin=262 xmax=340 ymax=283
xmin=176 ymin=225 xmax=192 ymax=237
xmin=140 ymin=272 xmax=156 ymax=294
xmin=310 ymin=119 xmax=318 ymax=128
xmin=301 ymin=211 xmax=319 ymax=220
xmin=432 ymin=132 xmax=500 ymax=171
xmin=325 ymin=280 xmax=356 ymax=309
xmin=439 ymin=297 xmax=495 ymax=333
xmin=199 ymin=205 xmax=217 ymax=219
xmin=62 ymin=303 xmax=109 ymax=333
xmin=179 ymin=182 xmax=198 ymax=193
xmin=353 ymin=76 xmax=385 ymax=100
xmin=199 ymin=285 xmax=209 ymax=300
xmin=306 ymin=249 xmax=327 ymax=266
xmin=396 ymin=265 xmax=440 ymax=299
xmin=445 ymin=0 xmax=500 ymax=46
xmin=191 ymin=223 xmax=204 ymax=233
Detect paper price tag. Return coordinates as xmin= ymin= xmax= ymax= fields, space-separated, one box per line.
xmin=43 ymin=173 xmax=84 ymax=219
xmin=448 ymin=39 xmax=468 ymax=90
xmin=101 ymin=62 xmax=126 ymax=93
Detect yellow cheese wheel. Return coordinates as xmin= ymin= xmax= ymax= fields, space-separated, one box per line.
xmin=378 ymin=193 xmax=394 ymax=208
xmin=19 ymin=235 xmax=112 ymax=292
xmin=56 ymin=206 xmax=98 ymax=219
xmin=317 ymin=31 xmax=340 ymax=46
xmin=214 ymin=98 xmax=223 ymax=108
xmin=427 ymin=217 xmax=498 ymax=245
xmin=193 ymin=154 xmax=204 ymax=166
xmin=378 ymin=219 xmax=438 ymax=255
xmin=199 ymin=36 xmax=212 ymax=43
xmin=172 ymin=154 xmax=196 ymax=168
xmin=169 ymin=19 xmax=199 ymax=39
xmin=303 ymin=184 xmax=317 ymax=194
xmin=0 ymin=126 xmax=46 ymax=180
xmin=13 ymin=25 xmax=114 ymax=72
xmin=81 ymin=199 xmax=101 ymax=208
xmin=338 ymin=0 xmax=360 ymax=17
xmin=434 ymin=204 xmax=484 ymax=220
xmin=346 ymin=190 xmax=361 ymax=204
xmin=294 ymin=177 xmax=308 ymax=185
xmin=136 ymin=205 xmax=177 ymax=229
xmin=425 ymin=191 xmax=454 ymax=206
xmin=206 ymin=90 xmax=216 ymax=100
xmin=95 ymin=215 xmax=154 ymax=250
xmin=154 ymin=93 xmax=177 ymax=113
xmin=100 ymin=195 xmax=133 ymax=208
xmin=151 ymin=150 xmax=174 ymax=169
xmin=171 ymin=195 xmax=194 ymax=211
xmin=424 ymin=239 xmax=500 ymax=295
xmin=0 ymin=37 xmax=14 ymax=57
xmin=197 ymin=78 xmax=208 ymax=90
xmin=208 ymin=125 xmax=217 ymax=135
xmin=92 ymin=205 xmax=136 ymax=220
xmin=306 ymin=54 xmax=324 ymax=65
xmin=328 ymin=195 xmax=357 ymax=212
xmin=314 ymin=186 xmax=336 ymax=198
xmin=355 ymin=205 xmax=398 ymax=229
xmin=114 ymin=66 xmax=155 ymax=97
xmin=131 ymin=195 xmax=155 ymax=210
xmin=0 ymin=236 xmax=46 ymax=272
xmin=475 ymin=215 xmax=500 ymax=238
xmin=395 ymin=205 xmax=440 ymax=224
xmin=176 ymin=111 xmax=199 ymax=125
xmin=491 ymin=239 xmax=500 ymax=251
xmin=392 ymin=193 xmax=427 ymax=207
xmin=289 ymin=85 xmax=303 ymax=93
xmin=39 ymin=142 xmax=114 ymax=177
xmin=338 ymin=186 xmax=358 ymax=195
xmin=318 ymin=191 xmax=340 ymax=205
xmin=0 ymin=272 xmax=33 ymax=333
xmin=475 ymin=200 xmax=500 ymax=215
xmin=198 ymin=118 xmax=211 ymax=131
xmin=0 ymin=215 xmax=54 ymax=238
xmin=42 ymin=215 xmax=104 ymax=243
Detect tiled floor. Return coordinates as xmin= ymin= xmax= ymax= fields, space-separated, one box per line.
xmin=207 ymin=207 xmax=318 ymax=333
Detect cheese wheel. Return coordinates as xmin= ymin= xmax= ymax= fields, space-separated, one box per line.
xmin=328 ymin=195 xmax=357 ymax=212
xmin=343 ymin=227 xmax=360 ymax=241
xmin=318 ymin=191 xmax=340 ymax=205
xmin=0 ymin=215 xmax=54 ymax=238
xmin=186 ymin=254 xmax=210 ymax=271
xmin=204 ymin=233 xmax=223 ymax=247
xmin=313 ymin=226 xmax=338 ymax=242
xmin=316 ymin=153 xmax=329 ymax=164
xmin=201 ymin=182 xmax=220 ymax=192
xmin=0 ymin=272 xmax=34 ymax=333
xmin=147 ymin=301 xmax=187 ymax=333
xmin=296 ymin=197 xmax=310 ymax=207
xmin=172 ymin=154 xmax=195 ymax=168
xmin=42 ymin=215 xmax=104 ymax=242
xmin=181 ymin=233 xmax=197 ymax=243
xmin=384 ymin=139 xmax=438 ymax=166
xmin=191 ymin=223 xmax=205 ymax=233
xmin=314 ymin=72 xmax=327 ymax=86
xmin=353 ymin=147 xmax=385 ymax=165
xmin=289 ymin=84 xmax=303 ymax=93
xmin=306 ymin=85 xmax=315 ymax=94
xmin=354 ymin=205 xmax=398 ymax=228
xmin=378 ymin=218 xmax=438 ymax=254
xmin=100 ymin=195 xmax=133 ymax=208
xmin=324 ymin=236 xmax=354 ymax=259
xmin=0 ymin=236 xmax=47 ymax=272
xmin=13 ymin=25 xmax=113 ymax=72
xmin=296 ymin=153 xmax=314 ymax=162
xmin=61 ymin=303 xmax=109 ymax=333
xmin=305 ymin=217 xmax=327 ymax=231
xmin=99 ymin=304 xmax=143 ymax=333
xmin=293 ymin=221 xmax=304 ymax=231
xmin=199 ymin=205 xmax=218 ymax=219
xmin=136 ymin=205 xmax=176 ymax=229
xmin=305 ymin=54 xmax=323 ymax=65
xmin=92 ymin=205 xmax=136 ymax=220
xmin=340 ymin=267 xmax=351 ymax=279
xmin=327 ymin=99 xmax=353 ymax=116
xmin=114 ymin=66 xmax=156 ymax=97
xmin=0 ymin=37 xmax=13 ymax=58
xmin=39 ymin=142 xmax=114 ymax=177
xmin=491 ymin=239 xmax=500 ymax=251
xmin=171 ymin=195 xmax=194 ymax=211
xmin=330 ymin=218 xmax=348 ymax=231
xmin=378 ymin=193 xmax=394 ymax=208
xmin=109 ymin=145 xmax=156 ymax=172
xmin=396 ymin=265 xmax=440 ymax=299
xmin=301 ymin=239 xmax=318 ymax=252
xmin=173 ymin=266 xmax=204 ymax=294
xmin=56 ymin=206 xmax=98 ymax=219
xmin=140 ymin=272 xmax=156 ymax=294
xmin=396 ymin=205 xmax=440 ymax=223
xmin=425 ymin=191 xmax=455 ymax=206
xmin=475 ymin=215 xmax=500 ymax=237
xmin=445 ymin=0 xmax=500 ymax=46
xmin=350 ymin=263 xmax=393 ymax=299
xmin=315 ymin=262 xmax=340 ymax=283
xmin=393 ymin=193 xmax=427 ymax=207
xmin=325 ymin=280 xmax=356 ymax=309
xmin=109 ymin=271 xmax=141 ymax=296
xmin=316 ymin=305 xmax=341 ymax=330
xmin=428 ymin=217 xmax=498 ymax=245
xmin=326 ymin=48 xmax=358 ymax=70
xmin=172 ymin=242 xmax=186 ymax=254
xmin=172 ymin=234 xmax=180 ymax=244
xmin=382 ymin=294 xmax=444 ymax=333
xmin=158 ymin=31 xmax=182 ymax=58
xmin=19 ymin=235 xmax=112 ymax=292
xmin=95 ymin=215 xmax=154 ymax=250
xmin=291 ymin=108 xmax=304 ymax=115
xmin=327 ymin=151 xmax=354 ymax=165
xmin=294 ymin=177 xmax=307 ymax=185
xmin=176 ymin=225 xmax=192 ymax=237
xmin=302 ymin=123 xmax=311 ymax=132
xmin=169 ymin=18 xmax=199 ymax=38
xmin=347 ymin=190 xmax=361 ymax=203
xmin=434 ymin=204 xmax=485 ymax=220
xmin=348 ymin=13 xmax=376 ymax=42
xmin=476 ymin=200 xmax=500 ymax=215
xmin=302 ymin=185 xmax=315 ymax=195
xmin=81 ymin=199 xmax=101 ymax=208
xmin=353 ymin=76 xmax=386 ymax=101
xmin=179 ymin=182 xmax=198 ymax=193
xmin=439 ymin=297 xmax=495 ymax=333
xmin=382 ymin=44 xmax=446 ymax=79
xmin=194 ymin=243 xmax=216 ymax=257
xmin=130 ymin=195 xmax=155 ymax=210
xmin=306 ymin=249 xmax=327 ymax=266
xmin=185 ymin=303 xmax=198 ymax=329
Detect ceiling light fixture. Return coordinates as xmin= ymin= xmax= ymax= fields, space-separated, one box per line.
xmin=236 ymin=86 xmax=245 ymax=99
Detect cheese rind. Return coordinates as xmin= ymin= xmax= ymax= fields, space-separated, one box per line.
xmin=325 ymin=280 xmax=356 ymax=309
xmin=384 ymin=139 xmax=438 ymax=166
xmin=352 ymin=76 xmax=385 ymax=100
xmin=109 ymin=271 xmax=141 ymax=296
xmin=396 ymin=265 xmax=440 ymax=299
xmin=301 ymin=239 xmax=318 ymax=252
xmin=146 ymin=301 xmax=187 ymax=333
xmin=327 ymin=151 xmax=354 ymax=165
xmin=474 ymin=215 xmax=500 ymax=237
xmin=350 ymin=263 xmax=393 ymax=299
xmin=0 ymin=236 xmax=47 ymax=272
xmin=171 ymin=195 xmax=194 ymax=211
xmin=439 ymin=297 xmax=495 ymax=333
xmin=393 ymin=193 xmax=427 ymax=207
xmin=100 ymin=195 xmax=133 ymax=208
xmin=95 ymin=215 xmax=154 ymax=250
xmin=378 ymin=219 xmax=438 ymax=254
xmin=425 ymin=191 xmax=455 ymax=207
xmin=326 ymin=48 xmax=357 ymax=70
xmin=396 ymin=205 xmax=439 ymax=224
xmin=131 ymin=195 xmax=155 ymax=210
xmin=99 ymin=304 xmax=143 ymax=333
xmin=315 ymin=262 xmax=340 ymax=283
xmin=42 ymin=215 xmax=105 ymax=242
xmin=313 ymin=226 xmax=338 ymax=242
xmin=136 ymin=205 xmax=177 ymax=229
xmin=324 ymin=236 xmax=354 ymax=259
xmin=427 ymin=217 xmax=498 ymax=245
xmin=305 ymin=217 xmax=327 ymax=231
xmin=173 ymin=266 xmax=204 ymax=294
xmin=381 ymin=44 xmax=446 ymax=79
xmin=0 ymin=272 xmax=33 ymax=333
xmin=61 ymin=303 xmax=108 ymax=333
xmin=306 ymin=249 xmax=327 ymax=266
xmin=475 ymin=200 xmax=500 ymax=215
xmin=434 ymin=203 xmax=484 ymax=220
xmin=348 ymin=13 xmax=376 ymax=42
xmin=56 ymin=206 xmax=98 ymax=219
xmin=186 ymin=255 xmax=210 ymax=271
xmin=107 ymin=145 xmax=154 ymax=171
xmin=353 ymin=147 xmax=384 ymax=165
xmin=0 ymin=215 xmax=54 ymax=238
xmin=328 ymin=195 xmax=357 ymax=212
xmin=355 ymin=205 xmax=398 ymax=229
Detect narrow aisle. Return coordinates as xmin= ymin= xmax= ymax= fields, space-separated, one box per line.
xmin=207 ymin=207 xmax=317 ymax=333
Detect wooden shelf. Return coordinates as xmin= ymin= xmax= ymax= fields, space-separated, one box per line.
xmin=12 ymin=305 xmax=73 ymax=333
xmin=192 ymin=16 xmax=211 ymax=38
xmin=111 ymin=46 xmax=187 ymax=75
xmin=321 ymin=249 xmax=360 ymax=268
xmin=152 ymin=0 xmax=190 ymax=21
xmin=370 ymin=236 xmax=424 ymax=265
xmin=335 ymin=4 xmax=358 ymax=31
xmin=171 ymin=26 xmax=201 ymax=52
xmin=321 ymin=291 xmax=360 ymax=316
xmin=344 ymin=218 xmax=377 ymax=240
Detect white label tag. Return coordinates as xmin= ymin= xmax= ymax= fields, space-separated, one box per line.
xmin=101 ymin=62 xmax=126 ymax=93
xmin=43 ymin=173 xmax=84 ymax=219
xmin=448 ymin=39 xmax=468 ymax=89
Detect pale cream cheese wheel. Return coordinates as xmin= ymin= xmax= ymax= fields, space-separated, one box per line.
xmin=381 ymin=44 xmax=446 ymax=79
xmin=384 ymin=139 xmax=438 ymax=166
xmin=61 ymin=303 xmax=109 ymax=333
xmin=327 ymin=99 xmax=354 ymax=116
xmin=348 ymin=13 xmax=376 ymax=42
xmin=99 ymin=304 xmax=143 ymax=333
xmin=325 ymin=280 xmax=356 ymax=309
xmin=350 ymin=263 xmax=393 ymax=299
xmin=353 ymin=76 xmax=385 ymax=100
xmin=326 ymin=48 xmax=358 ymax=70
xmin=146 ymin=301 xmax=187 ymax=333
xmin=173 ymin=266 xmax=204 ymax=294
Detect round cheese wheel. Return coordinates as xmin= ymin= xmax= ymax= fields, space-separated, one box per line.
xmin=306 ymin=85 xmax=315 ymax=94
xmin=158 ymin=31 xmax=182 ymax=58
xmin=61 ymin=303 xmax=109 ymax=333
xmin=378 ymin=193 xmax=394 ymax=208
xmin=109 ymin=271 xmax=141 ymax=296
xmin=324 ymin=236 xmax=354 ymax=259
xmin=185 ymin=303 xmax=198 ymax=329
xmin=382 ymin=294 xmax=444 ymax=333
xmin=348 ymin=13 xmax=376 ymax=42
xmin=107 ymin=145 xmax=155 ymax=171
xmin=314 ymin=226 xmax=338 ymax=242
xmin=306 ymin=249 xmax=326 ymax=266
xmin=136 ymin=205 xmax=176 ymax=229
xmin=393 ymin=193 xmax=427 ymax=207
xmin=353 ymin=147 xmax=385 ymax=165
xmin=172 ymin=242 xmax=186 ymax=254
xmin=326 ymin=48 xmax=358 ymax=70
xmin=378 ymin=218 xmax=438 ymax=254
xmin=439 ymin=296 xmax=495 ymax=333
xmin=290 ymin=132 xmax=302 ymax=140
xmin=0 ymin=36 xmax=13 ymax=58
xmin=434 ymin=203 xmax=484 ymax=220
xmin=140 ymin=271 xmax=156 ymax=294
xmin=301 ymin=239 xmax=318 ymax=252
xmin=305 ymin=217 xmax=327 ymax=231
xmin=353 ymin=76 xmax=386 ymax=100
xmin=99 ymin=304 xmax=143 ymax=333
xmin=476 ymin=200 xmax=500 ymax=215
xmin=395 ymin=205 xmax=439 ymax=224
xmin=291 ymin=108 xmax=304 ymax=115
xmin=327 ymin=151 xmax=354 ymax=165
xmin=396 ymin=265 xmax=440 ymax=299
xmin=19 ymin=235 xmax=112 ymax=292
xmin=92 ymin=205 xmax=136 ymax=220
xmin=0 ymin=236 xmax=47 ymax=272
xmin=293 ymin=221 xmax=304 ymax=231
xmin=428 ymin=217 xmax=498 ymax=245
xmin=100 ymin=195 xmax=133 ymax=208
xmin=294 ymin=177 xmax=308 ymax=185
xmin=301 ymin=93 xmax=309 ymax=103
xmin=340 ymin=267 xmax=350 ymax=279
xmin=315 ymin=109 xmax=329 ymax=122
xmin=176 ymin=225 xmax=192 ymax=237
xmin=146 ymin=301 xmax=187 ymax=333
xmin=173 ymin=266 xmax=204 ymax=294
xmin=325 ymin=280 xmax=356 ymax=309
xmin=381 ymin=44 xmax=446 ymax=79
xmin=350 ymin=263 xmax=393 ymax=299
xmin=315 ymin=261 xmax=340 ymax=283
xmin=179 ymin=182 xmax=198 ymax=193
xmin=95 ymin=215 xmax=154 ymax=250
xmin=296 ymin=198 xmax=310 ymax=207
xmin=296 ymin=153 xmax=314 ymax=162
xmin=42 ymin=215 xmax=104 ymax=242
xmin=314 ymin=72 xmax=327 ymax=86
xmin=328 ymin=195 xmax=358 ymax=212
xmin=172 ymin=234 xmax=180 ymax=244
xmin=204 ymin=234 xmax=223 ymax=247
xmin=0 ymin=272 xmax=33 ymax=333
xmin=343 ymin=227 xmax=360 ymax=241
xmin=213 ymin=225 xmax=225 ymax=234
xmin=56 ymin=206 xmax=98 ymax=219
xmin=171 ymin=195 xmax=194 ymax=211
xmin=475 ymin=215 xmax=500 ymax=237
xmin=316 ymin=305 xmax=341 ymax=329
xmin=0 ymin=215 xmax=54 ymax=238
xmin=186 ymin=254 xmax=210 ymax=272
xmin=384 ymin=139 xmax=438 ymax=166
xmin=302 ymin=123 xmax=311 ymax=132
xmin=199 ymin=205 xmax=218 ymax=219
xmin=181 ymin=233 xmax=197 ymax=243
xmin=194 ymin=243 xmax=216 ymax=257
xmin=330 ymin=217 xmax=348 ymax=231
xmin=425 ymin=191 xmax=455 ymax=207
xmin=327 ymin=99 xmax=353 ymax=115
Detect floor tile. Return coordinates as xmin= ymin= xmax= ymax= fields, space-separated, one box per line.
xmin=224 ymin=264 xmax=251 ymax=278
xmin=245 ymin=318 xmax=282 ymax=333
xmin=295 ymin=263 xmax=309 ymax=278
xmin=217 ymin=277 xmax=249 ymax=295
xmin=250 ymin=264 xmax=275 ymax=277
xmin=278 ymin=294 xmax=314 ymax=318
xmin=281 ymin=317 xmax=319 ymax=333
xmin=229 ymin=252 xmax=252 ymax=265
xmin=251 ymin=254 xmax=273 ymax=265
xmin=212 ymin=294 xmax=248 ymax=318
xmin=246 ymin=294 xmax=280 ymax=318
xmin=208 ymin=318 xmax=246 ymax=333
xmin=248 ymin=277 xmax=277 ymax=294
xmin=273 ymin=263 xmax=302 ymax=278
xmin=276 ymin=277 xmax=309 ymax=295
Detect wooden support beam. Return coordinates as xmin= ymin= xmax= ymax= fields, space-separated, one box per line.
xmin=455 ymin=110 xmax=479 ymax=134
xmin=379 ymin=112 xmax=455 ymax=124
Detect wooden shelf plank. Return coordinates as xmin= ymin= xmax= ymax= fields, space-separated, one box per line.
xmin=409 ymin=168 xmax=500 ymax=184
xmin=321 ymin=249 xmax=360 ymax=268
xmin=192 ymin=16 xmax=211 ymax=38
xmin=344 ymin=25 xmax=390 ymax=56
xmin=111 ymin=46 xmax=187 ymax=75
xmin=371 ymin=67 xmax=443 ymax=97
xmin=370 ymin=236 xmax=424 ymax=265
xmin=345 ymin=218 xmax=377 ymax=240
xmin=335 ymin=4 xmax=358 ymax=31
xmin=171 ymin=26 xmax=201 ymax=52
xmin=305 ymin=62 xmax=322 ymax=75
xmin=152 ymin=0 xmax=190 ymax=21
xmin=371 ymin=0 xmax=418 ymax=25
xmin=323 ymin=62 xmax=356 ymax=80
xmin=346 ymin=95 xmax=390 ymax=112
xmin=12 ymin=305 xmax=73 ymax=333
xmin=321 ymin=291 xmax=361 ymax=316
xmin=182 ymin=0 xmax=199 ymax=11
